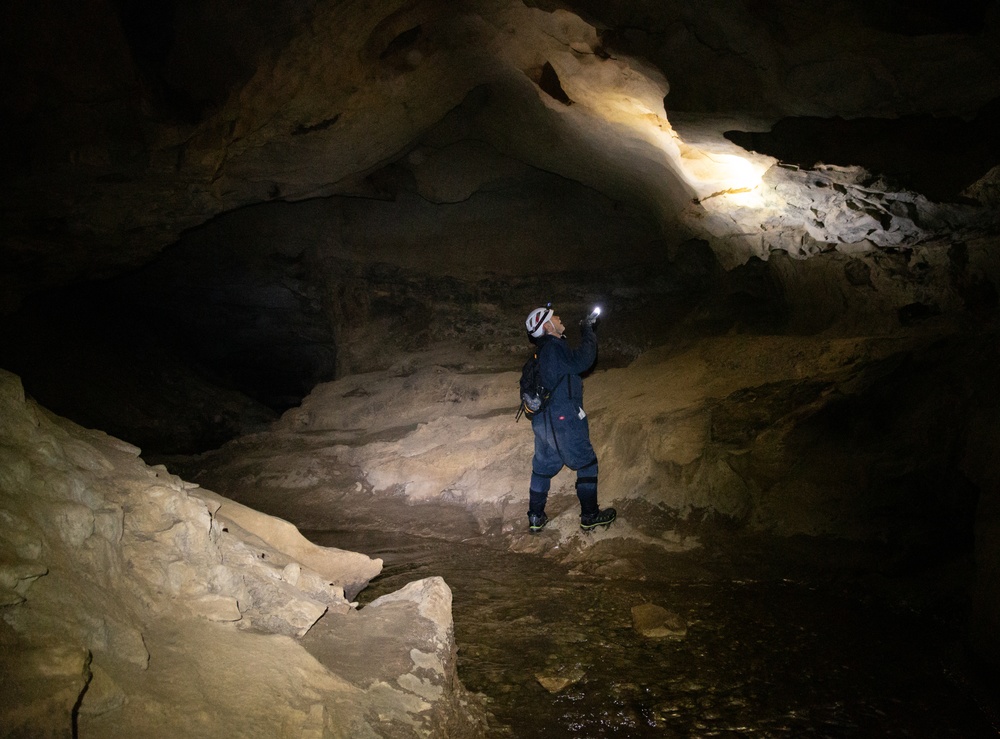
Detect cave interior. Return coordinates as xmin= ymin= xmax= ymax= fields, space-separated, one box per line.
xmin=2 ymin=0 xmax=1000 ymax=735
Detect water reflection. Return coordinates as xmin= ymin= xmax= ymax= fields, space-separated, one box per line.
xmin=307 ymin=529 xmax=996 ymax=738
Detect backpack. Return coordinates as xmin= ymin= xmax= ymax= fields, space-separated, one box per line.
xmin=515 ymin=351 xmax=563 ymax=422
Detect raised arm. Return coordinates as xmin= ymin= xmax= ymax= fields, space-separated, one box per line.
xmin=558 ymin=321 xmax=598 ymax=375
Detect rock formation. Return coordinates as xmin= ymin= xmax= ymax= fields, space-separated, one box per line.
xmin=0 ymin=368 xmax=486 ymax=736
xmin=6 ymin=0 xmax=996 ymax=306
xmin=2 ymin=0 xmax=1000 ymax=733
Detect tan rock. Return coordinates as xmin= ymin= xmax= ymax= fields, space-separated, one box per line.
xmin=536 ymin=667 xmax=584 ymax=693
xmin=368 ymin=576 xmax=453 ymax=646
xmin=92 ymin=506 xmax=124 ymax=543
xmin=49 ymin=501 xmax=96 ymax=547
xmin=0 ymin=585 xmax=24 ymax=605
xmin=187 ymin=594 xmax=243 ymax=623
xmin=247 ymin=581 xmax=328 ymax=638
xmin=631 ymin=603 xmax=688 ymax=639
xmin=192 ymin=487 xmax=382 ymax=600
xmin=0 ymin=560 xmax=48 ymax=593
xmin=1 ymin=368 xmax=481 ymax=736
xmin=0 ymin=644 xmax=92 ymax=738
xmin=0 ymin=508 xmax=44 ymax=560
xmin=78 ymin=663 xmax=126 ymax=716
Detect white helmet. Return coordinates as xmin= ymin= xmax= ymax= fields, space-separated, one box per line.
xmin=525 ymin=306 xmax=553 ymax=337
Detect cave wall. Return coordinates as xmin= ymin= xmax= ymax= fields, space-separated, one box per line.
xmin=551 ymin=0 xmax=1000 ymax=119
xmin=0 ymin=153 xmax=688 ymax=454
xmin=7 ymin=0 xmax=998 ymax=311
xmin=1 ymin=0 xmax=693 ymax=309
xmin=115 ymin=148 xmax=670 ymax=376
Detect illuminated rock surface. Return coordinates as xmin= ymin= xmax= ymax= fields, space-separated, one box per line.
xmin=0 ymin=369 xmax=486 ymax=736
xmin=2 ymin=0 xmax=1000 ymax=735
xmin=4 ymin=0 xmax=998 ymax=307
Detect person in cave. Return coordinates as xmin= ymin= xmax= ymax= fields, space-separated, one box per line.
xmin=523 ymin=304 xmax=617 ymax=533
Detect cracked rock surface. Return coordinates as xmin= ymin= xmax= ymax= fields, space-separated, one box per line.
xmin=0 ymin=368 xmax=487 ymax=737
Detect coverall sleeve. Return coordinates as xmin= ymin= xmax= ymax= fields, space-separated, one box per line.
xmin=559 ymin=322 xmax=598 ymax=375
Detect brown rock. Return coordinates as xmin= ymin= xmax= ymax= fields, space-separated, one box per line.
xmin=631 ymin=603 xmax=687 ymax=639
xmin=536 ymin=667 xmax=584 ymax=693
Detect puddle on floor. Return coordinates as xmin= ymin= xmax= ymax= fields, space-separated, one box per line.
xmin=306 ymin=527 xmax=998 ymax=738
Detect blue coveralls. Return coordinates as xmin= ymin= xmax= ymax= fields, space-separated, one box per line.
xmin=528 ymin=321 xmax=600 ymax=515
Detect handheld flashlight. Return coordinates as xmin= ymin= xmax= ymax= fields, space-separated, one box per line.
xmin=588 ymin=306 xmax=602 ymax=321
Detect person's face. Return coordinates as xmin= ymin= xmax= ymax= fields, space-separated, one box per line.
xmin=546 ymin=314 xmax=564 ymax=336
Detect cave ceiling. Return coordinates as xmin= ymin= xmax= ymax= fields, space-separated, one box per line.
xmin=3 ymin=0 xmax=1000 ymax=312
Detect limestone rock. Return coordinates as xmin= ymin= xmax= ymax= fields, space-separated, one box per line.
xmin=691 ymin=162 xmax=1000 ymax=268
xmin=963 ymin=164 xmax=1000 ymax=207
xmin=187 ymin=594 xmax=243 ymax=623
xmin=193 ymin=512 xmax=356 ymax=636
xmin=243 ymin=576 xmax=329 ymax=638
xmin=49 ymin=500 xmax=96 ymax=547
xmin=0 ymin=368 xmax=479 ymax=735
xmin=0 ymin=560 xmax=48 ymax=596
xmin=282 ymin=561 xmax=301 ymax=586
xmin=21 ymin=0 xmax=999 ymax=305
xmin=300 ymin=575 xmax=488 ymax=737
xmin=78 ymin=663 xmax=127 ymax=716
xmin=192 ymin=487 xmax=382 ymax=601
xmin=368 ymin=576 xmax=454 ymax=648
xmin=0 ymin=644 xmax=92 ymax=738
xmin=536 ymin=667 xmax=585 ymax=693
xmin=100 ymin=619 xmax=150 ymax=670
xmin=631 ymin=603 xmax=688 ymax=639
xmin=0 ymin=508 xmax=45 ymax=561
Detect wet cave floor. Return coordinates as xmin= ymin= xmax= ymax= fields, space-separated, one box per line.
xmin=307 ymin=518 xmax=1000 ymax=738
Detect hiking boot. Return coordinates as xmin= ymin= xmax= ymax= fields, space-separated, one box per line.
xmin=580 ymin=508 xmax=616 ymax=531
xmin=527 ymin=512 xmax=548 ymax=533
